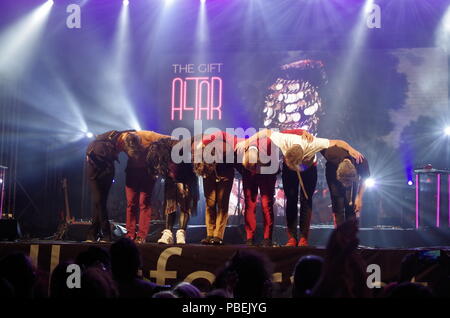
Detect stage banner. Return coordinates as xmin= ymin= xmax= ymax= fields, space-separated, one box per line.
xmin=0 ymin=242 xmax=430 ymax=296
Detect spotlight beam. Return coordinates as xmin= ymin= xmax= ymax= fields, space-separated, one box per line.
xmin=93 ymin=0 xmax=142 ymax=132
xmin=0 ymin=1 xmax=53 ymax=81
xmin=196 ymin=0 xmax=209 ymax=45
xmin=435 ymin=5 xmax=450 ymax=48
xmin=330 ymin=0 xmax=375 ymax=109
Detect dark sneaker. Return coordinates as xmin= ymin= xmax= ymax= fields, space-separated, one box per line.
xmin=211 ymin=237 xmax=223 ymax=245
xmin=245 ymin=238 xmax=254 ymax=246
xmin=260 ymin=239 xmax=273 ymax=247
xmin=201 ymin=236 xmax=213 ymax=245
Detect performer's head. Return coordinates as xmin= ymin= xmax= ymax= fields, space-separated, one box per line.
xmin=243 ymin=147 xmax=259 ymax=173
xmin=285 ymin=145 xmax=304 ymax=172
xmin=337 ymin=158 xmax=358 ymax=188
xmin=123 ymin=133 xmax=143 ymax=160
xmin=146 ymin=138 xmax=176 ymax=177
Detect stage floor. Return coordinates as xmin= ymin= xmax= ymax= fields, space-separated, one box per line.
xmin=163 ymin=224 xmax=450 ymax=248
xmin=0 ymin=240 xmax=448 ymax=296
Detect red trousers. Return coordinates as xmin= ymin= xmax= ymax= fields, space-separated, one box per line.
xmin=242 ymin=169 xmax=277 ymax=240
xmin=125 ymin=168 xmax=155 ymax=239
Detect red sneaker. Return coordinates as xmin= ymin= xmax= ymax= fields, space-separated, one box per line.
xmin=298 ymin=238 xmax=308 ymax=247
xmin=285 ymin=237 xmax=297 ymax=247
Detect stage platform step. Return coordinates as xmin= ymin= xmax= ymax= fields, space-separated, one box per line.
xmin=171 ymin=224 xmax=450 ymax=249
xmin=11 ymin=221 xmax=450 ymax=249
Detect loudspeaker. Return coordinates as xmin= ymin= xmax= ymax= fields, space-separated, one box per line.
xmin=0 ymin=219 xmax=21 ymax=241
xmin=63 ymin=221 xmax=91 ymax=241
xmin=61 ymin=221 xmax=126 ymax=241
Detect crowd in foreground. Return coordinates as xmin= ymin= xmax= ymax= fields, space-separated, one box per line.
xmin=0 ymin=220 xmax=449 ymax=298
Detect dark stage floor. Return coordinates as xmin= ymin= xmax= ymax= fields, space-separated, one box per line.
xmin=148 ymin=223 xmax=450 ymax=249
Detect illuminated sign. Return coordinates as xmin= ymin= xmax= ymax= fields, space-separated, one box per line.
xmin=171 ymin=63 xmax=223 ymax=121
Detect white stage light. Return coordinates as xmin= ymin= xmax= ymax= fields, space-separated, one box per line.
xmin=407 ymin=180 xmax=413 ymax=186
xmin=123 ymin=0 xmax=129 ymax=6
xmin=86 ymin=132 xmax=94 ymax=139
xmin=444 ymin=126 xmax=450 ymax=136
xmin=365 ymin=178 xmax=376 ymax=188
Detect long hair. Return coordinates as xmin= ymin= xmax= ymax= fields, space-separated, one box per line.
xmin=146 ymin=138 xmax=176 ymax=177
xmin=123 ymin=133 xmax=144 ymax=160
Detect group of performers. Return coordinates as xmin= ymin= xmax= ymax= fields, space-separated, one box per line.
xmin=85 ymin=128 xmax=370 ymax=247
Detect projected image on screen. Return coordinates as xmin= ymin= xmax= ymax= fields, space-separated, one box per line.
xmin=158 ymin=47 xmax=448 ymax=226
xmin=262 ymin=59 xmax=327 ymax=134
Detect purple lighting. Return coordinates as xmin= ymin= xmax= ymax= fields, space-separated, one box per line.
xmin=0 ymin=167 xmax=6 ymax=219
xmin=415 ymin=173 xmax=419 ymax=229
xmin=437 ymin=174 xmax=441 ymax=227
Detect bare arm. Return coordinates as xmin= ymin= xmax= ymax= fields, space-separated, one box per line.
xmin=235 ymin=129 xmax=272 ymax=153
xmin=329 ymin=139 xmax=364 ymax=163
xmin=354 ymin=182 xmax=367 ymax=214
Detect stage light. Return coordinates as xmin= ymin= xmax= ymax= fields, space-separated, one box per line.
xmin=329 ymin=0 xmax=374 ymax=111
xmin=123 ymin=0 xmax=129 ymax=6
xmin=444 ymin=126 xmax=450 ymax=136
xmin=195 ymin=0 xmax=208 ymax=46
xmin=436 ymin=6 xmax=450 ymax=48
xmin=86 ymin=132 xmax=94 ymax=139
xmin=0 ymin=0 xmax=54 ymax=80
xmin=0 ymin=178 xmax=3 ymax=184
xmin=363 ymin=0 xmax=375 ymax=14
xmin=84 ymin=0 xmax=142 ymax=133
xmin=365 ymin=178 xmax=376 ymax=188
xmin=407 ymin=180 xmax=413 ymax=186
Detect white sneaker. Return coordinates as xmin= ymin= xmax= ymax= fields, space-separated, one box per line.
xmin=176 ymin=229 xmax=186 ymax=244
xmin=158 ymin=229 xmax=173 ymax=244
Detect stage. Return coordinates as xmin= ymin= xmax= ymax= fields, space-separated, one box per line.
xmin=0 ymin=0 xmax=450 ymax=300
xmin=1 ymin=234 xmax=449 ymax=296
xmin=24 ymin=219 xmax=449 ymax=249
